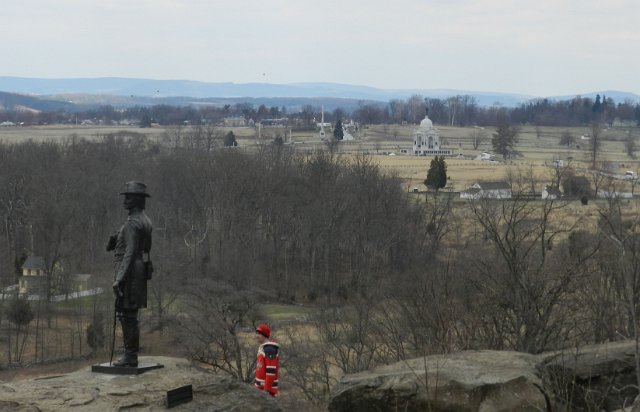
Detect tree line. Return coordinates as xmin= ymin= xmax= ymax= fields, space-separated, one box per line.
xmin=0 ymin=135 xmax=432 ymax=301
xmin=2 ymin=93 xmax=639 ymax=128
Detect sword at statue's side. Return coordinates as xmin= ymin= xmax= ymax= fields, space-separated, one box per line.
xmin=110 ymin=295 xmax=120 ymax=366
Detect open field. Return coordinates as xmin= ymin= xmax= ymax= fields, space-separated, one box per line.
xmin=352 ymin=124 xmax=640 ymax=190
xmin=262 ymin=303 xmax=318 ymax=321
xmin=2 ymin=123 xmax=639 ymax=192
xmin=0 ymin=125 xmax=166 ymax=142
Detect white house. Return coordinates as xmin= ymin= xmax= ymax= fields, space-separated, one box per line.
xmin=461 ymin=181 xmax=512 ymax=199
xmin=475 ymin=152 xmax=495 ymax=161
xmin=460 ymin=187 xmax=482 ymax=199
xmin=223 ymin=117 xmax=247 ymax=127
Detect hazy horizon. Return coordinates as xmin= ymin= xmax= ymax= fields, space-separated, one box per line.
xmin=1 ymin=1 xmax=639 ymax=97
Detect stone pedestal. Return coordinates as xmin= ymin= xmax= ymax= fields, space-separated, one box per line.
xmin=91 ymin=362 xmax=164 ymax=375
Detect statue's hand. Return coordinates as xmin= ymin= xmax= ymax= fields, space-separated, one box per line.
xmin=106 ymin=232 xmax=118 ymax=251
xmin=112 ymin=280 xmax=123 ymax=297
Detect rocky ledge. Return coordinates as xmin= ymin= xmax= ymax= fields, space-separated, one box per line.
xmin=0 ymin=356 xmax=282 ymax=412
xmin=330 ymin=340 xmax=640 ymax=412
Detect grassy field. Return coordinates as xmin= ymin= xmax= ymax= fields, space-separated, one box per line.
xmin=0 ymin=124 xmax=166 ymax=142
xmin=2 ymin=123 xmax=639 ymax=192
xmin=358 ymin=124 xmax=640 ymax=191
xmin=262 ymin=123 xmax=640 ymax=190
xmin=261 ymin=303 xmax=318 ymax=321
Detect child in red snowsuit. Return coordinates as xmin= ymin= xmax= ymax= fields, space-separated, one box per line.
xmin=254 ymin=324 xmax=279 ymax=396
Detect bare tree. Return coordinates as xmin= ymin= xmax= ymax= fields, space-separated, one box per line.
xmin=588 ymin=122 xmax=602 ymax=168
xmin=177 ymin=279 xmax=262 ymax=382
xmin=597 ymin=194 xmax=640 ymax=388
xmin=559 ymin=131 xmax=575 ymax=147
xmin=446 ymin=96 xmax=460 ymax=126
xmin=625 ymin=129 xmax=636 ymax=159
xmin=467 ymin=169 xmax=584 ymax=353
xmin=163 ymin=125 xmax=184 ymax=149
xmin=0 ymin=177 xmax=28 ymax=288
xmin=548 ymin=159 xmax=574 ymax=190
xmin=316 ymin=300 xmax=379 ymax=374
xmin=470 ymin=128 xmax=488 ymax=150
xmin=535 ymin=124 xmax=542 ymax=139
xmin=282 ymin=327 xmax=336 ymax=408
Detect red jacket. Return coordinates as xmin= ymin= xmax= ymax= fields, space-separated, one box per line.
xmin=255 ymin=341 xmax=279 ymax=396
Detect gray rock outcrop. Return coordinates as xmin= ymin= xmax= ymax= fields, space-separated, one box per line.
xmin=0 ymin=356 xmax=282 ymax=412
xmin=330 ymin=340 xmax=640 ymax=412
xmin=329 ymin=350 xmax=547 ymax=412
xmin=539 ymin=340 xmax=637 ymax=411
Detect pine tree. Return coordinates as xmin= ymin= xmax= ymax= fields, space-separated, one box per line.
xmin=592 ymin=94 xmax=602 ymax=113
xmin=424 ymin=156 xmax=447 ymax=191
xmin=139 ymin=113 xmax=152 ymax=128
xmin=333 ymin=119 xmax=344 ymax=140
xmin=492 ymin=120 xmax=520 ymax=159
xmin=224 ymin=131 xmax=237 ymax=147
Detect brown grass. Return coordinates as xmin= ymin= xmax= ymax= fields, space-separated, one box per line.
xmin=2 ymin=123 xmax=639 ymax=192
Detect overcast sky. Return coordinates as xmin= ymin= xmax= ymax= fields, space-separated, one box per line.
xmin=1 ymin=0 xmax=638 ymax=97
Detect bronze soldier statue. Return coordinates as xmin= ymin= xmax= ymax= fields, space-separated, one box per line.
xmin=106 ymin=181 xmax=153 ymax=367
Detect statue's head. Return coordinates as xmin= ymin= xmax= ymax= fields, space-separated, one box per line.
xmin=120 ymin=181 xmax=150 ymax=210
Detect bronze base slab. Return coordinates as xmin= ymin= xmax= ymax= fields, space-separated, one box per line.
xmin=91 ymin=362 xmax=164 ymax=375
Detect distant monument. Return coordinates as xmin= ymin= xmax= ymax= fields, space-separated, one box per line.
xmin=413 ymin=109 xmax=453 ymax=156
xmin=317 ymin=106 xmax=329 ymax=140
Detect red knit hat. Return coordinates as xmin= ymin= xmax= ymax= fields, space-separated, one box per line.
xmin=256 ymin=324 xmax=270 ymax=338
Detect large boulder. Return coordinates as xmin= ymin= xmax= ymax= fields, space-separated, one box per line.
xmin=538 ymin=340 xmax=638 ymax=411
xmin=0 ymin=356 xmax=281 ymax=412
xmin=329 ymin=350 xmax=548 ymax=412
xmin=330 ymin=341 xmax=640 ymax=412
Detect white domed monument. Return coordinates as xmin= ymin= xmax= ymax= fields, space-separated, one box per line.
xmin=413 ymin=109 xmax=453 ymax=156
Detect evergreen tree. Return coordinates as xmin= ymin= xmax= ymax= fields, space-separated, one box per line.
xmin=492 ymin=120 xmax=520 ymax=159
xmin=139 ymin=113 xmax=152 ymax=128
xmin=592 ymin=94 xmax=602 ymax=113
xmin=7 ymin=298 xmax=34 ymax=327
xmin=333 ymin=119 xmax=344 ymax=140
xmin=224 ymin=131 xmax=238 ymax=147
xmin=424 ymin=156 xmax=447 ymax=191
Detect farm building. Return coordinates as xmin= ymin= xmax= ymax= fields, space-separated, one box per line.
xmin=461 ymin=181 xmax=512 ymax=199
xmin=19 ymin=255 xmax=49 ymax=295
xmin=18 ymin=255 xmax=94 ymax=297
xmin=223 ymin=117 xmax=247 ymax=127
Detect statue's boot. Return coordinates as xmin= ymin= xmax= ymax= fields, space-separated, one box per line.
xmin=113 ymin=316 xmax=139 ymax=367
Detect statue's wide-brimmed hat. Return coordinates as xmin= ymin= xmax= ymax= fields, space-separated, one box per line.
xmin=120 ymin=181 xmax=151 ymax=197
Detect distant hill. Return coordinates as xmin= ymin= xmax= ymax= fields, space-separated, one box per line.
xmin=0 ymin=76 xmax=537 ymax=107
xmin=0 ymin=91 xmax=74 ymax=112
xmin=0 ymin=77 xmax=638 ymax=110
xmin=38 ymin=94 xmax=377 ymax=112
xmin=551 ymin=90 xmax=640 ymax=103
